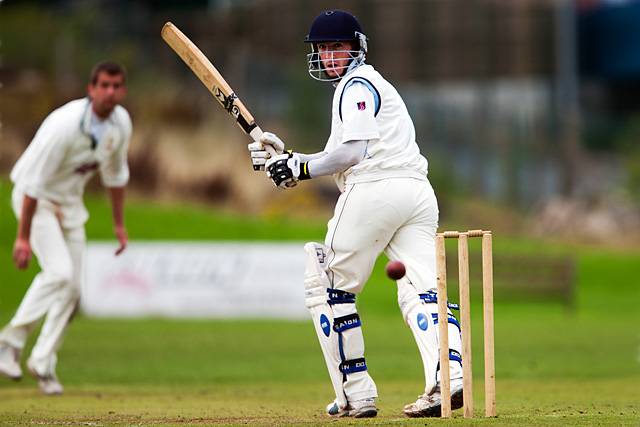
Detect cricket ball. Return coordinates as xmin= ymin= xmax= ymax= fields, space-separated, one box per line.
xmin=385 ymin=260 xmax=406 ymax=280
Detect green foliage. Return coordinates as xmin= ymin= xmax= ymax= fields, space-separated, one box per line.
xmin=616 ymin=115 xmax=640 ymax=203
xmin=0 ymin=5 xmax=60 ymax=71
xmin=425 ymin=152 xmax=461 ymax=214
xmin=285 ymin=68 xmax=333 ymax=151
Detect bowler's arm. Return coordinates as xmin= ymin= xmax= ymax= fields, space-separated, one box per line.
xmin=102 ymin=110 xmax=132 ymax=256
xmin=108 ymin=186 xmax=128 ymax=256
xmin=13 ymin=195 xmax=38 ymax=269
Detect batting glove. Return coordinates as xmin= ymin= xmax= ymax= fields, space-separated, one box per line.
xmin=247 ymin=132 xmax=284 ymax=171
xmin=247 ymin=132 xmax=285 ymax=171
xmin=248 ymin=142 xmax=268 ymax=171
xmin=266 ymin=152 xmax=311 ymax=189
xmin=260 ymin=132 xmax=285 ymax=153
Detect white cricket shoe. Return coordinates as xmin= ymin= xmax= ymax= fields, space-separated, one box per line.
xmin=0 ymin=344 xmax=22 ymax=380
xmin=27 ymin=359 xmax=63 ymax=396
xmin=326 ymin=398 xmax=378 ymax=418
xmin=403 ymin=379 xmax=464 ymax=417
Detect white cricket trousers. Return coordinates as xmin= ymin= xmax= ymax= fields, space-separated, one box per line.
xmin=0 ymin=188 xmax=85 ymax=376
xmin=319 ymin=177 xmax=463 ymax=402
xmin=320 ymin=177 xmax=439 ymax=401
xmin=325 ymin=177 xmax=438 ymax=295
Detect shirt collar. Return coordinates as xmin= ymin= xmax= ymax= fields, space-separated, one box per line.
xmin=80 ymin=97 xmax=94 ymax=135
xmin=81 ymin=97 xmax=115 ymax=134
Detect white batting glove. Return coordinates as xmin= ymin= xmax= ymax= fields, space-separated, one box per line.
xmin=260 ymin=132 xmax=285 ymax=153
xmin=248 ymin=141 xmax=269 ymax=171
xmin=247 ymin=132 xmax=285 ymax=171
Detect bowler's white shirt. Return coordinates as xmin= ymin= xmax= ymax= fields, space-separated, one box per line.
xmin=10 ymin=98 xmax=132 ymax=227
xmin=325 ymin=64 xmax=429 ymax=191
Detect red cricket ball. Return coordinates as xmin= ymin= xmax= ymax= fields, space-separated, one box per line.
xmin=385 ymin=260 xmax=406 ymax=280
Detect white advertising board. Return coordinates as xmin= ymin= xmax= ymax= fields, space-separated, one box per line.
xmin=82 ymin=242 xmax=308 ymax=319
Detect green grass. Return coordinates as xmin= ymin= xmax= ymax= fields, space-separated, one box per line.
xmin=0 ymin=182 xmax=639 ymax=425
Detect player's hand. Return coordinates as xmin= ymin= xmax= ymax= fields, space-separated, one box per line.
xmin=247 ymin=132 xmax=285 ymax=171
xmin=114 ymin=225 xmax=128 ymax=256
xmin=266 ymin=152 xmax=301 ymax=189
xmin=260 ymin=132 xmax=285 ymax=153
xmin=248 ymin=142 xmax=270 ymax=171
xmin=12 ymin=237 xmax=31 ymax=270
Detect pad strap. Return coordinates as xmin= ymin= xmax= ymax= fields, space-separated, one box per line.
xmin=419 ymin=291 xmax=460 ymax=310
xmin=339 ymin=358 xmax=368 ymax=375
xmin=437 ymin=349 xmax=463 ymax=370
xmin=327 ymin=289 xmax=356 ymax=305
xmin=333 ymin=313 xmax=361 ymax=333
xmin=431 ymin=313 xmax=461 ymax=331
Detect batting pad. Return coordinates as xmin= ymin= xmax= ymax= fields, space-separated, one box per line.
xmin=303 ymin=242 xmax=377 ymax=408
xmin=398 ymin=280 xmax=463 ymax=394
xmin=328 ymin=289 xmax=377 ymax=402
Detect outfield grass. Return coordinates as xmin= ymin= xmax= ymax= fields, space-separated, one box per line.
xmin=0 ymin=182 xmax=639 ymax=425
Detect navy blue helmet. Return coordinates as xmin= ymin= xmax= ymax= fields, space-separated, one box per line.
xmin=305 ymin=10 xmax=364 ymax=43
xmin=304 ymin=10 xmax=368 ymax=82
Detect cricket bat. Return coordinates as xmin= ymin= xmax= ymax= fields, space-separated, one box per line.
xmin=161 ymin=22 xmax=275 ymax=169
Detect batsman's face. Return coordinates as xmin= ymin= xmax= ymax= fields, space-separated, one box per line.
xmin=318 ymin=41 xmax=354 ymax=78
xmin=88 ymin=72 xmax=127 ymax=118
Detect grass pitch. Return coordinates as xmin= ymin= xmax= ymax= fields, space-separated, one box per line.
xmin=0 ymin=183 xmax=639 ymax=425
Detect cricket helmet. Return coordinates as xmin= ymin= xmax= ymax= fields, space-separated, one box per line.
xmin=304 ymin=10 xmax=368 ymax=82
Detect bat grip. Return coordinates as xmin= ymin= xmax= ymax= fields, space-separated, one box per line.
xmin=265 ymin=145 xmax=278 ymax=156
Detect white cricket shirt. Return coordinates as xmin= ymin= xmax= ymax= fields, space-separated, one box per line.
xmin=325 ymin=64 xmax=429 ymax=190
xmin=10 ymin=98 xmax=132 ymax=227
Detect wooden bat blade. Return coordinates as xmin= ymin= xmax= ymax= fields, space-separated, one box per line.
xmin=161 ymin=22 xmax=263 ymax=142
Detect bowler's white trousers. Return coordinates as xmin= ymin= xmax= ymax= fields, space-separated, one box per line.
xmin=0 ymin=188 xmax=85 ymax=376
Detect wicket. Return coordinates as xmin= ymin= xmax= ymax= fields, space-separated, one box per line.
xmin=436 ymin=229 xmax=496 ymax=418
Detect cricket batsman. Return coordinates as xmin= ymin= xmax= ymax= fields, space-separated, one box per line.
xmin=0 ymin=62 xmax=131 ymax=395
xmin=248 ymin=10 xmax=464 ymax=418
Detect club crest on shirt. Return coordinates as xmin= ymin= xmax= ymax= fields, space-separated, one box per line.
xmin=357 ymin=101 xmax=366 ymax=111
